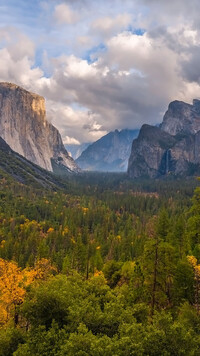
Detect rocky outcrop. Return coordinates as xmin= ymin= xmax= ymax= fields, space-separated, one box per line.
xmin=128 ymin=99 xmax=200 ymax=178
xmin=0 ymin=82 xmax=80 ymax=173
xmin=161 ymin=99 xmax=200 ymax=135
xmin=76 ymin=129 xmax=139 ymax=172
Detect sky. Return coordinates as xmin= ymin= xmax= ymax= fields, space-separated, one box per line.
xmin=1 ymin=0 xmax=200 ymax=144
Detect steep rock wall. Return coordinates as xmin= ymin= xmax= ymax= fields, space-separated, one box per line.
xmin=0 ymin=82 xmax=79 ymax=172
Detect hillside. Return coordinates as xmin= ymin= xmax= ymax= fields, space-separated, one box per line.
xmin=0 ymin=136 xmax=67 ymax=189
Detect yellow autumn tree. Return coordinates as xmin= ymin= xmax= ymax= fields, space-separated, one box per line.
xmin=187 ymin=255 xmax=200 ymax=312
xmin=34 ymin=258 xmax=57 ymax=280
xmin=0 ymin=258 xmax=56 ymax=326
xmin=0 ymin=259 xmax=36 ymax=326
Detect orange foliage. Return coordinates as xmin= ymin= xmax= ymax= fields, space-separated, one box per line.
xmin=0 ymin=259 xmax=35 ymax=325
xmin=34 ymin=258 xmax=57 ymax=280
xmin=187 ymin=255 xmax=198 ymax=268
xmin=93 ymin=269 xmax=104 ymax=277
xmin=47 ymin=227 xmax=54 ymax=234
xmin=0 ymin=258 xmax=56 ymax=326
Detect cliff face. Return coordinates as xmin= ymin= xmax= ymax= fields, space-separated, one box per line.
xmin=128 ymin=99 xmax=200 ymax=178
xmin=0 ymin=136 xmax=67 ymax=189
xmin=161 ymin=99 xmax=200 ymax=135
xmin=127 ymin=125 xmax=178 ymax=178
xmin=76 ymin=129 xmax=139 ymax=172
xmin=0 ymin=82 xmax=79 ymax=172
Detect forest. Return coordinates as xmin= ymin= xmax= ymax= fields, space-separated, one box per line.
xmin=1 ymin=170 xmax=200 ymax=355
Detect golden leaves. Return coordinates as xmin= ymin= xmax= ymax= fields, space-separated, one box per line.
xmin=187 ymin=255 xmax=197 ymax=268
xmin=187 ymin=255 xmax=200 ymax=278
xmin=0 ymin=258 xmax=56 ymax=326
xmin=47 ymin=227 xmax=54 ymax=234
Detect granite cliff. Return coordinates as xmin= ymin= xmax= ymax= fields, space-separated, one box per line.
xmin=0 ymin=136 xmax=67 ymax=189
xmin=161 ymin=99 xmax=200 ymax=135
xmin=0 ymin=82 xmax=79 ymax=173
xmin=128 ymin=99 xmax=200 ymax=178
xmin=76 ymin=129 xmax=139 ymax=172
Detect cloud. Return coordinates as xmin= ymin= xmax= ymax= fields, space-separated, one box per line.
xmin=0 ymin=49 xmax=42 ymax=87
xmin=54 ymin=3 xmax=79 ymax=25
xmin=63 ymin=136 xmax=80 ymax=145
xmin=0 ymin=25 xmax=196 ymax=144
xmin=62 ymin=55 xmax=98 ymax=78
xmin=45 ymin=101 xmax=108 ymax=143
xmin=181 ymin=46 xmax=200 ymax=83
xmin=43 ymin=31 xmax=181 ymax=129
xmin=0 ymin=28 xmax=35 ymax=60
xmin=91 ymin=14 xmax=131 ymax=38
xmin=76 ymin=36 xmax=92 ymax=47
xmin=1 ymin=0 xmax=200 ymax=145
xmin=45 ymin=27 xmax=200 ymax=139
xmin=0 ymin=28 xmax=43 ymax=88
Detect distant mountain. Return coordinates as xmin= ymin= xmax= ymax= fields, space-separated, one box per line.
xmin=0 ymin=82 xmax=80 ymax=173
xmin=65 ymin=143 xmax=90 ymax=160
xmin=128 ymin=99 xmax=200 ymax=178
xmin=76 ymin=129 xmax=139 ymax=172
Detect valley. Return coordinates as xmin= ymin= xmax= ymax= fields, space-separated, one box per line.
xmin=0 ymin=167 xmax=200 ymax=355
xmin=2 ymin=0 xmax=200 ymax=354
xmin=0 ymin=83 xmax=200 ymax=355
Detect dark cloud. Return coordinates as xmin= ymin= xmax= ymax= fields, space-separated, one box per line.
xmin=181 ymin=46 xmax=200 ymax=83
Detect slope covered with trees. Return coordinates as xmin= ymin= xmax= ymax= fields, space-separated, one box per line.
xmin=0 ymin=172 xmax=200 ymax=355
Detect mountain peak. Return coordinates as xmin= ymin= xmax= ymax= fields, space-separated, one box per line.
xmin=160 ymin=99 xmax=200 ymax=136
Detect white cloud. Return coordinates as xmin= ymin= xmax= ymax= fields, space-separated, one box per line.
xmin=91 ymin=13 xmax=131 ymax=38
xmin=54 ymin=3 xmax=79 ymax=25
xmin=0 ymin=48 xmax=43 ymax=88
xmin=63 ymin=55 xmax=98 ymax=78
xmin=45 ymin=102 xmax=107 ymax=143
xmin=0 ymin=28 xmax=35 ymax=60
xmin=63 ymin=136 xmax=80 ymax=145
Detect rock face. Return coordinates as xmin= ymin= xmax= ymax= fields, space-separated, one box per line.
xmin=128 ymin=99 xmax=200 ymax=178
xmin=161 ymin=99 xmax=200 ymax=135
xmin=0 ymin=82 xmax=79 ymax=173
xmin=76 ymin=129 xmax=139 ymax=172
xmin=128 ymin=125 xmax=177 ymax=178
xmin=0 ymin=136 xmax=67 ymax=188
